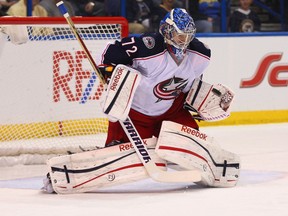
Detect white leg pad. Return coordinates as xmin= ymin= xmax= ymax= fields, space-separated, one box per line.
xmin=155 ymin=121 xmax=240 ymax=187
xmin=47 ymin=137 xmax=166 ymax=194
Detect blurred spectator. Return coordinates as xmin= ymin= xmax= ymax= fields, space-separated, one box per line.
xmin=229 ymin=0 xmax=261 ymax=32
xmin=105 ymin=0 xmax=120 ymax=16
xmin=188 ymin=0 xmax=213 ymax=33
xmin=0 ymin=9 xmax=6 ymax=16
xmin=0 ymin=0 xmax=17 ymax=15
xmin=152 ymin=0 xmax=176 ymax=31
xmin=39 ymin=0 xmax=74 ymax=17
xmin=285 ymin=1 xmax=288 ymax=31
xmin=152 ymin=0 xmax=182 ymax=7
xmin=7 ymin=0 xmax=48 ymax=16
xmin=69 ymin=0 xmax=106 ymax=16
xmin=126 ymin=0 xmax=157 ymax=34
xmin=197 ymin=0 xmax=221 ymax=32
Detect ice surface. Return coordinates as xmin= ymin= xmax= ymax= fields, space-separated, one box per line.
xmin=1 ymin=123 xmax=288 ymax=216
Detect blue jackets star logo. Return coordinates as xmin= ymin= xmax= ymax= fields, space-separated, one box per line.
xmin=153 ymin=76 xmax=188 ymax=102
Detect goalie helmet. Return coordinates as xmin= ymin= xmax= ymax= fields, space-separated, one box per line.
xmin=159 ymin=8 xmax=196 ymax=51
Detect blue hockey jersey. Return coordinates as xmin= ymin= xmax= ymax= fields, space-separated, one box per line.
xmin=101 ymin=33 xmax=211 ymax=116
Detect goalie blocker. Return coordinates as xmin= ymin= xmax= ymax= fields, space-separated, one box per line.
xmin=101 ymin=64 xmax=141 ymax=122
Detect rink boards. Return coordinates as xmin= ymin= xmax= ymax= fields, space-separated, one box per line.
xmin=198 ymin=33 xmax=288 ymax=126
xmin=0 ymin=32 xmax=287 ymax=137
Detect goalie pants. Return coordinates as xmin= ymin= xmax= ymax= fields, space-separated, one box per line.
xmin=105 ymin=93 xmax=199 ymax=146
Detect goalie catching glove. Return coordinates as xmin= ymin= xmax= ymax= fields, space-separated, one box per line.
xmin=184 ymin=78 xmax=235 ymax=122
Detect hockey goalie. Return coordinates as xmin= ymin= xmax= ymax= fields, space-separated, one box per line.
xmin=42 ymin=7 xmax=240 ymax=194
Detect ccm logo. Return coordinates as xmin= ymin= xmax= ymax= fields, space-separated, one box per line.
xmin=240 ymin=53 xmax=288 ymax=87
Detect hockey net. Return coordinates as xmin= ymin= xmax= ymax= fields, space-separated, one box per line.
xmin=0 ymin=17 xmax=128 ymax=166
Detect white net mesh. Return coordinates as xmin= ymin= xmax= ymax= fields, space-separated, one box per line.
xmin=0 ymin=17 xmax=128 ymax=166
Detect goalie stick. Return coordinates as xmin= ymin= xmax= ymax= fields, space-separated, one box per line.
xmin=56 ymin=1 xmax=201 ymax=183
xmin=56 ymin=1 xmax=106 ymax=85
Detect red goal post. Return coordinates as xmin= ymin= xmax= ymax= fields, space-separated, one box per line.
xmin=0 ymin=16 xmax=128 ymax=166
xmin=0 ymin=16 xmax=128 ymax=34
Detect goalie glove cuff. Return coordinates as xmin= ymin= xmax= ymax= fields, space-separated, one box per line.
xmin=98 ymin=64 xmax=114 ymax=83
